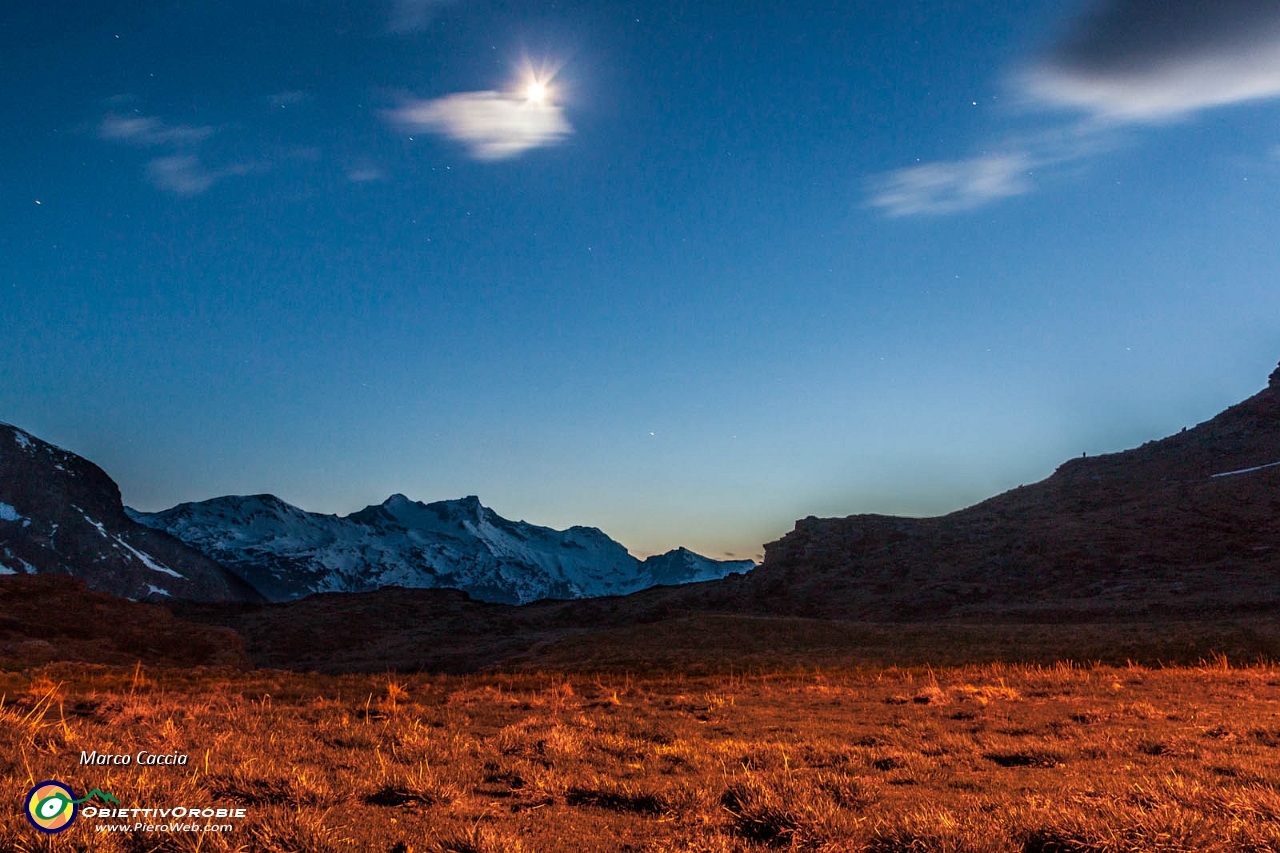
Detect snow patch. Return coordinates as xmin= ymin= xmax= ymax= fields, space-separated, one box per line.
xmin=146 ymin=584 xmax=172 ymax=597
xmin=114 ymin=536 xmax=184 ymax=578
xmin=73 ymin=506 xmax=110 ymax=539
xmin=1210 ymin=461 xmax=1280 ymax=479
xmin=1 ymin=548 xmax=35 ymax=574
xmin=0 ymin=564 xmax=15 ymax=575
xmin=13 ymin=431 xmax=32 ymax=451
xmin=0 ymin=503 xmax=22 ymax=522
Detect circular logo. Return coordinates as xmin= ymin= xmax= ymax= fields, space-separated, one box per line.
xmin=24 ymin=781 xmax=77 ymax=834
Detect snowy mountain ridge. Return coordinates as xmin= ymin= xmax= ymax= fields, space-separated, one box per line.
xmin=127 ymin=493 xmax=754 ymax=604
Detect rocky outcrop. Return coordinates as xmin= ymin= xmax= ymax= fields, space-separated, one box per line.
xmin=0 ymin=422 xmax=261 ymax=602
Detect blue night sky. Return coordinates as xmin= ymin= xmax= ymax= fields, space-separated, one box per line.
xmin=4 ymin=0 xmax=1279 ymax=560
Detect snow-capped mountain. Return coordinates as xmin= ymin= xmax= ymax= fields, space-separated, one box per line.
xmin=128 ymin=493 xmax=755 ymax=604
xmin=0 ymin=422 xmax=261 ymax=602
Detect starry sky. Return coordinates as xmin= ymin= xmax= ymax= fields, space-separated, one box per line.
xmin=4 ymin=0 xmax=1280 ymax=561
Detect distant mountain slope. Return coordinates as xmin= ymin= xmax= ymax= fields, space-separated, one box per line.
xmin=741 ymin=361 xmax=1280 ymax=620
xmin=129 ymin=493 xmax=754 ymax=604
xmin=0 ymin=574 xmax=249 ymax=668
xmin=0 ymin=422 xmax=261 ymax=602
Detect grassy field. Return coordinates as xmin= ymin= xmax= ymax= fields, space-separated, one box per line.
xmin=3 ymin=660 xmax=1280 ymax=852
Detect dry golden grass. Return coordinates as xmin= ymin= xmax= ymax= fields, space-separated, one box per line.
xmin=3 ymin=659 xmax=1280 ymax=851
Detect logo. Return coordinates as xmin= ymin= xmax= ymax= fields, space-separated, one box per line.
xmin=24 ymin=782 xmax=118 ymax=834
xmin=24 ymin=781 xmax=77 ymax=834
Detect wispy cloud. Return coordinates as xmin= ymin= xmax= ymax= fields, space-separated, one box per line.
xmin=869 ymin=125 xmax=1117 ymax=216
xmin=346 ymin=163 xmax=385 ymax=182
xmin=145 ymin=156 xmax=252 ymax=196
xmin=99 ymin=115 xmax=213 ymax=147
xmin=387 ymin=0 xmax=456 ymax=34
xmin=388 ymin=91 xmax=572 ymax=160
xmin=869 ymin=153 xmax=1035 ymax=217
xmin=1024 ymin=0 xmax=1280 ymax=121
xmin=145 ymin=155 xmax=215 ymax=195
xmin=98 ymin=109 xmax=251 ymax=195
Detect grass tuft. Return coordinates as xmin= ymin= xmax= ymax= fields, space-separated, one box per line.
xmin=2 ymin=663 xmax=1279 ymax=850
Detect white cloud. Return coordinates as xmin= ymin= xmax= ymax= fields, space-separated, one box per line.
xmin=389 ymin=91 xmax=572 ymax=160
xmin=1026 ymin=46 xmax=1280 ymax=122
xmin=99 ymin=115 xmax=213 ymax=146
xmin=868 ymin=153 xmax=1035 ymax=217
xmin=387 ymin=0 xmax=456 ymax=34
xmin=145 ymin=155 xmax=250 ymax=196
xmin=1025 ymin=0 xmax=1280 ymax=121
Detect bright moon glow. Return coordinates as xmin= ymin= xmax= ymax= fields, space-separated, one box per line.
xmin=525 ymin=81 xmax=548 ymax=102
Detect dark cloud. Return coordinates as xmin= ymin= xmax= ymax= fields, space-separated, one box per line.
xmin=1048 ymin=0 xmax=1280 ymax=72
xmin=1027 ymin=0 xmax=1280 ymax=120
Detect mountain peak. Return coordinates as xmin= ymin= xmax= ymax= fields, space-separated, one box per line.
xmin=425 ymin=495 xmax=487 ymax=518
xmin=247 ymin=494 xmax=292 ymax=509
xmin=1270 ymin=361 xmax=1280 ymax=389
xmin=383 ymin=494 xmax=483 ymax=510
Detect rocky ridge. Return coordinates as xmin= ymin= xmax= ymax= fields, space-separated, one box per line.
xmin=741 ymin=361 xmax=1280 ymax=620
